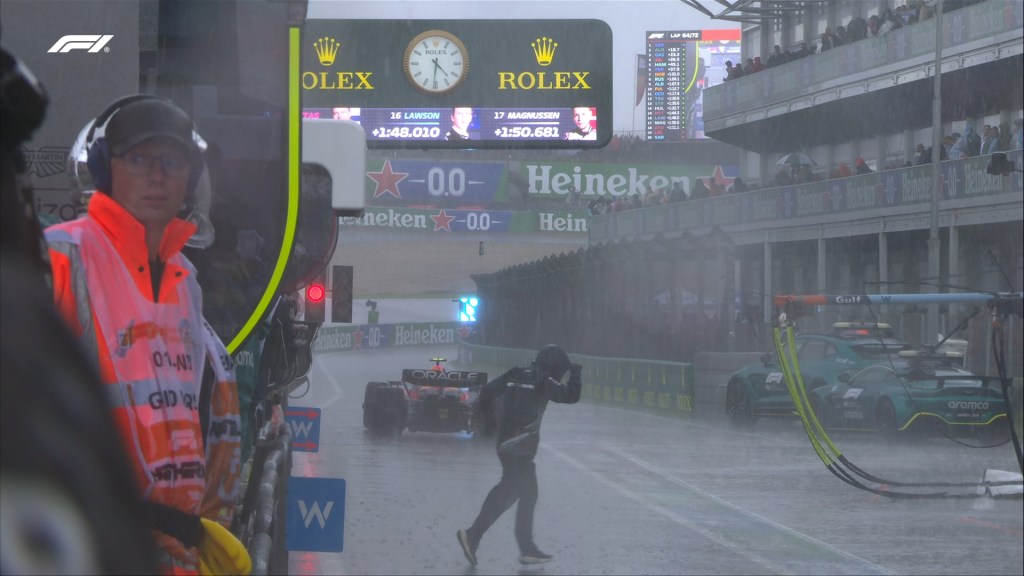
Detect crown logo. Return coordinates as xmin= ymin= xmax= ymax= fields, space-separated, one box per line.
xmin=314 ymin=37 xmax=340 ymax=66
xmin=531 ymin=37 xmax=557 ymax=67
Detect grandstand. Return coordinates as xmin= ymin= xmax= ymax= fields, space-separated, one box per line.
xmin=469 ymin=0 xmax=1022 ymax=379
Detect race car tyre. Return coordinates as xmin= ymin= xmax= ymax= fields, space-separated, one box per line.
xmin=726 ymin=379 xmax=757 ymax=427
xmin=363 ymin=382 xmax=388 ymax=430
xmin=374 ymin=386 xmax=406 ymax=436
xmin=875 ymin=398 xmax=900 ymax=441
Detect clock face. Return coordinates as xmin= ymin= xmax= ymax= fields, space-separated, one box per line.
xmin=403 ymin=30 xmax=469 ymax=94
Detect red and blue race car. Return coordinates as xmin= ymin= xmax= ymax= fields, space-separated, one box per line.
xmin=362 ymin=358 xmax=489 ymax=436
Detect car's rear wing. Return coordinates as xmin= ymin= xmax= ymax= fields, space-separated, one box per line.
xmin=401 ymin=369 xmax=488 ymax=388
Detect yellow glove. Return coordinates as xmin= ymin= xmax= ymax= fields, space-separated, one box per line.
xmin=197 ymin=518 xmax=252 ymax=575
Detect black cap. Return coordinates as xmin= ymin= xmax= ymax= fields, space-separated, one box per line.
xmin=106 ymin=98 xmax=196 ymax=156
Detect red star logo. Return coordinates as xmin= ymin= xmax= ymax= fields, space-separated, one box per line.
xmin=367 ymin=160 xmax=408 ymax=199
xmin=353 ymin=328 xmax=364 ymax=349
xmin=702 ymin=165 xmax=735 ymax=189
xmin=457 ymin=326 xmax=472 ymax=339
xmin=430 ymin=209 xmax=455 ymax=232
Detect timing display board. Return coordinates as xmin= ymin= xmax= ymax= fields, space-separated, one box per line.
xmin=302 ymin=19 xmax=612 ymax=149
xmin=644 ymin=29 xmax=740 ymax=142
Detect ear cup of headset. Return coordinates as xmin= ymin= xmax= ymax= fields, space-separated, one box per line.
xmin=84 ymin=138 xmax=112 ymax=194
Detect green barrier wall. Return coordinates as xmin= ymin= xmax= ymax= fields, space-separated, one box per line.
xmin=456 ymin=341 xmax=695 ymax=417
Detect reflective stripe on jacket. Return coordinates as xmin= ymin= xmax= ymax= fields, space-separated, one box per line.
xmin=199 ymin=319 xmax=243 ymax=529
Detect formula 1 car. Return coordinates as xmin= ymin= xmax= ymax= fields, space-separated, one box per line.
xmin=362 ymin=358 xmax=489 ymax=436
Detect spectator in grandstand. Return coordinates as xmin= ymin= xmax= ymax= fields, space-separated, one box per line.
xmin=847 ymin=15 xmax=869 ymax=41
xmin=965 ymin=124 xmax=982 ymax=156
xmin=855 ymin=157 xmax=873 ymax=175
xmin=794 ymin=164 xmax=816 ymax=184
xmin=832 ymin=161 xmax=854 ymax=178
xmin=767 ymin=45 xmax=785 ymax=68
xmin=916 ymin=143 xmax=933 ymax=165
xmin=669 ymin=182 xmax=688 ymax=201
xmin=878 ymin=8 xmax=902 ymax=35
xmin=724 ymin=60 xmax=740 ymax=81
xmin=566 ymin=185 xmax=582 ymax=208
xmin=981 ymin=125 xmax=1001 ymax=155
xmin=949 ymin=128 xmax=977 ymax=159
xmin=943 ymin=134 xmax=960 ymax=160
xmin=868 ymin=15 xmax=882 ymax=37
xmin=643 ymin=185 xmax=666 ymax=206
xmin=689 ymin=177 xmax=710 ymax=200
xmin=834 ymin=25 xmax=849 ymax=46
xmin=820 ymin=27 xmax=836 ymax=51
xmin=728 ymin=176 xmax=748 ymax=194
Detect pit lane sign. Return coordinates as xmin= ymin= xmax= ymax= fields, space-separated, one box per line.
xmin=285 ymin=407 xmax=322 ymax=453
xmin=287 ymin=477 xmax=346 ymax=552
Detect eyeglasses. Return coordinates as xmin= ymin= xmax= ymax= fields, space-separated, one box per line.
xmin=117 ymin=152 xmax=191 ymax=176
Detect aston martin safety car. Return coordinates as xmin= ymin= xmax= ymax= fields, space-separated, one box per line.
xmin=810 ymin=352 xmax=1008 ymax=440
xmin=362 ymin=359 xmax=489 ymax=435
xmin=726 ymin=323 xmax=911 ymax=427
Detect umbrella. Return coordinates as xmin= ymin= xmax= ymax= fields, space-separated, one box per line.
xmin=776 ymin=153 xmax=817 ymax=167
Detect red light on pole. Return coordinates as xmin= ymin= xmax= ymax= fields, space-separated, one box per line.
xmin=307 ymin=283 xmax=325 ymax=303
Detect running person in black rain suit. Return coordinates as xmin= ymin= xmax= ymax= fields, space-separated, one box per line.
xmin=458 ymin=345 xmax=582 ymax=566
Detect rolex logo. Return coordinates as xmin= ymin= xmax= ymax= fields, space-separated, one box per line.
xmin=314 ymin=37 xmax=340 ymax=66
xmin=531 ymin=37 xmax=557 ymax=67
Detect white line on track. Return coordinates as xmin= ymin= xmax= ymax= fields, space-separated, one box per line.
xmin=543 ymin=441 xmax=895 ymax=576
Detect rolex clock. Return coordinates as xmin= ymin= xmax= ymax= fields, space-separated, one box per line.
xmin=403 ymin=30 xmax=469 ymax=94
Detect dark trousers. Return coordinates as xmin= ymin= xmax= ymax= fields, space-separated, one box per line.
xmin=468 ymin=453 xmax=538 ymax=552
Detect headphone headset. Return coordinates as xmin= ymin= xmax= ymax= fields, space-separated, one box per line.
xmin=85 ymin=94 xmax=205 ymax=212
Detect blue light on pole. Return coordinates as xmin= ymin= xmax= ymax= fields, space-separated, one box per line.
xmin=459 ymin=296 xmax=478 ymax=322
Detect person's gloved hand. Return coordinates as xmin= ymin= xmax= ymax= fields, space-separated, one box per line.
xmin=197 ymin=518 xmax=252 ymax=575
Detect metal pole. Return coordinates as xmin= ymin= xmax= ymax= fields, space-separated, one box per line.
xmin=927 ymin=0 xmax=944 ymax=347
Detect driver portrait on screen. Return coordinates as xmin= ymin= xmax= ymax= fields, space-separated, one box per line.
xmin=564 ymin=106 xmax=597 ymax=141
xmin=332 ymin=107 xmax=361 ymax=125
xmin=445 ymin=107 xmax=476 ymax=141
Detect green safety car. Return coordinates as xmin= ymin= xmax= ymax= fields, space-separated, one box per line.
xmin=809 ymin=352 xmax=1009 ymax=440
xmin=726 ymin=323 xmax=911 ymax=427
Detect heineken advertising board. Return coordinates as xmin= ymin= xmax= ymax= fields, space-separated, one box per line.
xmin=362 ymin=157 xmax=737 ymax=211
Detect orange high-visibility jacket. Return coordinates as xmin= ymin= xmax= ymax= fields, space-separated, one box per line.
xmin=46 ymin=193 xmax=239 ymax=574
